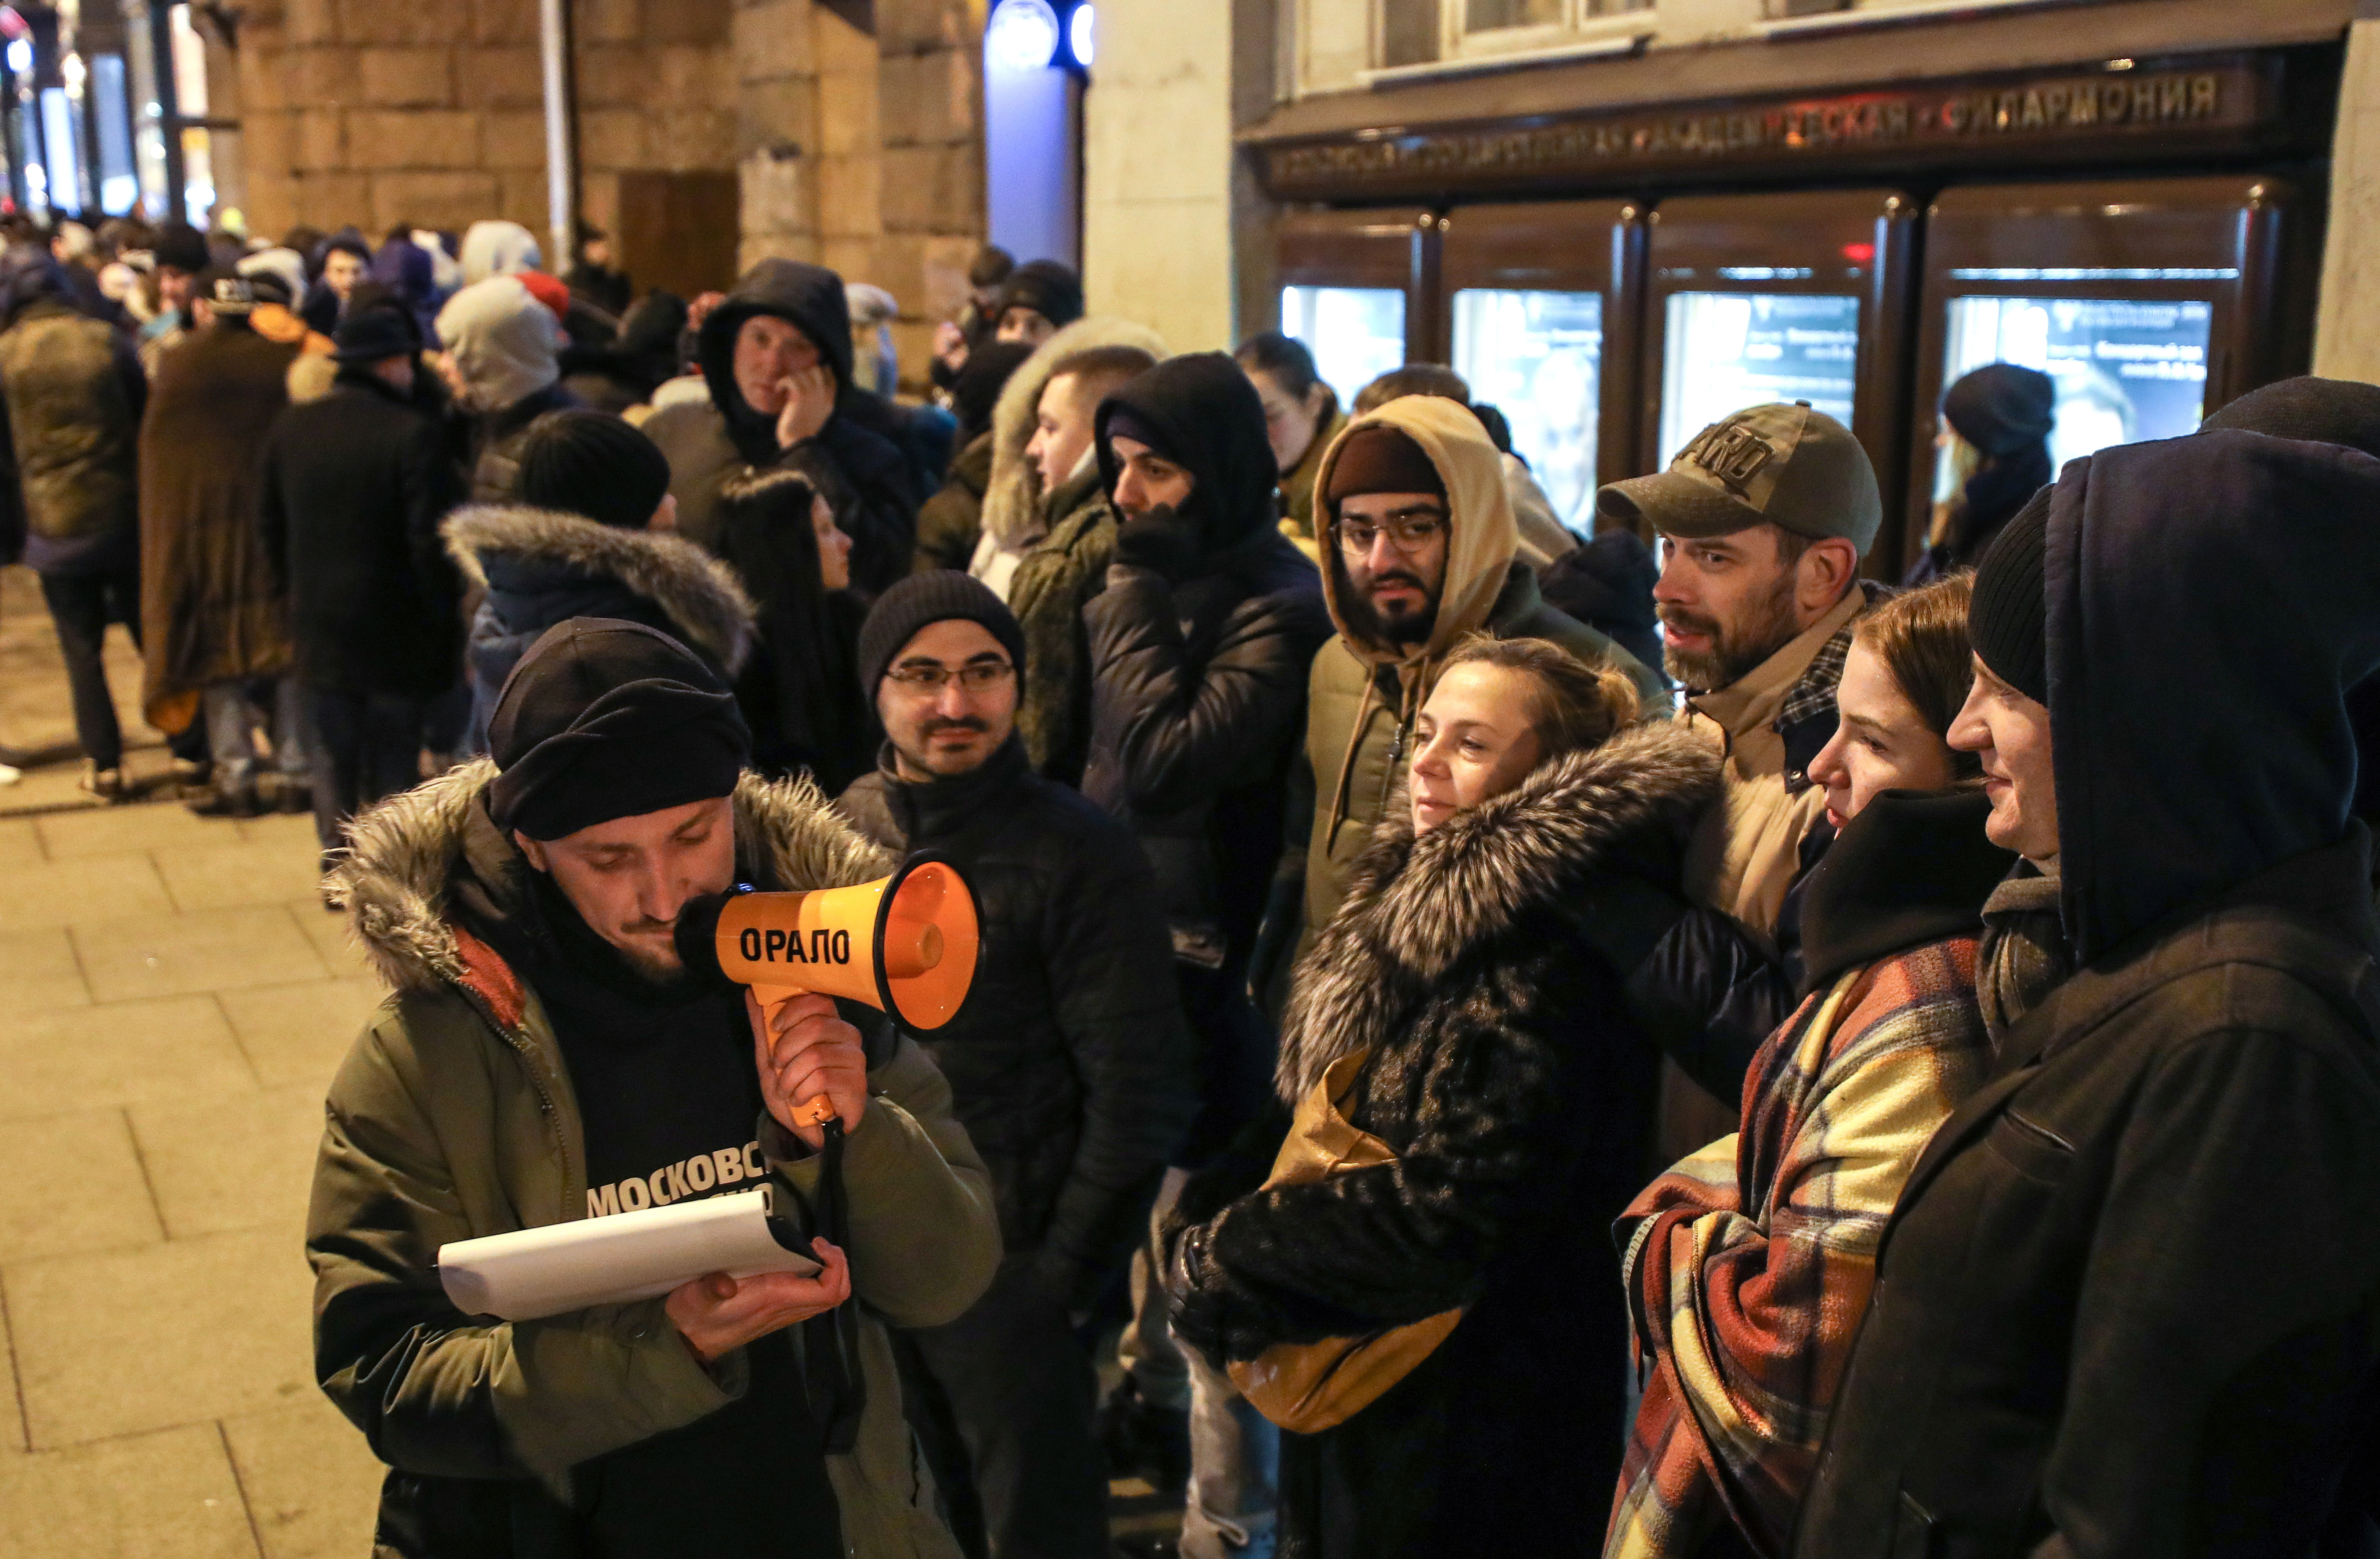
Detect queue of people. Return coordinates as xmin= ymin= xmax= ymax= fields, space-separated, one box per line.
xmin=8 ymin=207 xmax=2376 ymax=1559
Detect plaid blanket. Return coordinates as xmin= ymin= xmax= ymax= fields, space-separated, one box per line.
xmin=1605 ymin=935 xmax=1989 ymax=1559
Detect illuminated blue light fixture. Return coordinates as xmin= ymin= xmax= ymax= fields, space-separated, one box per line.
xmin=987 ymin=0 xmax=1061 ymax=73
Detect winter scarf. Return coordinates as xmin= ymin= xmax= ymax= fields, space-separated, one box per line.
xmin=1975 ymin=866 xmax=2068 ymax=1053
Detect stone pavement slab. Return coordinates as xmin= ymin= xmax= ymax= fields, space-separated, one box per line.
xmin=35 ymin=805 xmax=229 ymax=862
xmin=71 ymin=905 xmax=330 ymax=1004
xmin=0 ymin=1423 xmax=261 ymax=1558
xmin=0 ymin=1109 xmax=163 ymax=1263
xmin=9 ymin=1226 xmax=318 ymax=1448
xmin=153 ymin=843 xmax=328 ymax=916
xmin=286 ymin=901 xmax=370 ymax=979
xmin=0 ymin=996 xmax=257 ymax=1122
xmin=0 ymin=929 xmax=91 ymax=1017
xmin=214 ymin=978 xmax=386 ymax=1092
xmin=220 ymin=1397 xmax=383 ymax=1559
xmin=130 ymin=1087 xmax=326 ymax=1242
xmin=0 ymin=816 xmax=41 ymax=869
xmin=0 ymin=855 xmax=175 ymax=935
xmin=2 ymin=1291 xmax=22 ymax=1454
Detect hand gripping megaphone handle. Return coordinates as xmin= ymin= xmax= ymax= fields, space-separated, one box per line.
xmin=747 ymin=983 xmax=845 ymax=1129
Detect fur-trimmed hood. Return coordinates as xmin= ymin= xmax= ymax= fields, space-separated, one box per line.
xmin=443 ymin=502 xmax=758 ymax=674
xmin=982 ymin=315 xmax=1168 ymax=546
xmin=334 ymin=758 xmax=889 ymax=994
xmin=1277 ymin=720 xmax=1720 ymax=1101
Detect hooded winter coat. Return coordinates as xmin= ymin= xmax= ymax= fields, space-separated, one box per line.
xmin=836 ymin=734 xmax=1196 ymax=1309
xmin=313 ymin=761 xmax=1001 ymax=1559
xmin=1541 ymin=526 xmax=1667 ymax=679
xmin=435 ymin=276 xmax=577 ymax=503
xmin=1798 ymin=430 xmax=2380 ymax=1559
xmin=257 ymin=368 xmax=465 ymax=698
xmin=1165 ymin=724 xmax=1720 ymax=1559
xmin=1277 ymin=396 xmax=1667 ymax=979
xmin=0 ymin=262 xmax=145 ymax=576
xmin=642 ymin=260 xmax=924 ymax=593
xmin=973 ymin=315 xmax=1169 ymax=781
xmin=442 ymin=502 xmax=756 ymax=751
xmin=1081 ymin=353 xmax=1331 ymax=971
xmin=457 ymin=219 xmax=542 ymax=286
xmin=136 ymin=315 xmax=301 ymax=730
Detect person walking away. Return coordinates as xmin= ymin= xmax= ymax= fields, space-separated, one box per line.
xmin=992 ymin=260 xmax=1085 ymax=349
xmin=713 ymin=468 xmax=875 ymax=791
xmin=1595 ymin=401 xmax=1883 ymax=1157
xmin=915 ymin=340 xmax=1034 ymax=574
xmin=257 ymin=301 xmax=465 ymax=872
xmin=1078 ymin=352 xmax=1333 ymax=1555
xmin=1797 ymin=433 xmax=2380 ymax=1556
xmin=976 ymin=334 xmax=1162 ymax=782
xmin=1166 ymin=638 xmax=1712 ymax=1559
xmin=642 ymin=258 xmax=922 ymax=592
xmin=0 ymin=256 xmax=147 ymax=800
xmin=436 ymin=275 xmax=579 ymax=503
xmin=444 ymin=408 xmax=754 ymax=753
xmin=1235 ymin=331 xmax=1345 ymax=563
xmin=838 ymin=572 xmax=1196 ymax=1559
xmin=1905 ymin=363 xmax=2053 ymax=584
xmin=1258 ymin=398 xmax=1665 ymax=1011
xmin=139 ymin=271 xmax=308 ymax=817
xmin=316 ymin=617 xmax=1001 ymax=1558
xmin=1608 ymin=575 xmax=2013 ymax=1559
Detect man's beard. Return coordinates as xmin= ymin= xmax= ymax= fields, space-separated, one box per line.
xmin=609 ymin=922 xmax=691 ymax=986
xmin=1338 ymin=567 xmax=1439 ymax=649
xmin=1661 ymin=570 xmax=1803 ymax=692
xmin=896 ymin=717 xmax=993 ymax=779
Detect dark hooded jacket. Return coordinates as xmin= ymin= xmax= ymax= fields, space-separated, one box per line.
xmin=441 ymin=503 xmax=758 ymax=754
xmin=1800 ymin=430 xmax=2380 ymax=1559
xmin=641 ymin=260 xmax=924 ymax=593
xmin=836 ymin=734 xmax=1197 ymax=1311
xmin=0 ymin=259 xmax=146 ymax=576
xmin=257 ymin=366 xmax=465 ymax=697
xmin=1080 ymin=353 xmax=1331 ymax=972
xmin=1538 ymin=526 xmax=1666 ymax=679
xmin=1164 ymin=723 xmax=1718 ymax=1559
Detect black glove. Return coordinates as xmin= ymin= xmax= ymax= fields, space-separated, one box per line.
xmin=1162 ymin=1219 xmax=1230 ymax=1366
xmin=1110 ymin=502 xmax=1202 ymax=585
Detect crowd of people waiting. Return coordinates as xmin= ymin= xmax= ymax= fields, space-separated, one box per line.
xmin=5 ymin=204 xmax=2378 ymax=1559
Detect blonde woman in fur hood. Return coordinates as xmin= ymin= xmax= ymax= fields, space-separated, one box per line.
xmin=966 ymin=314 xmax=1168 ymax=780
xmin=1163 ymin=635 xmax=1717 ymax=1559
xmin=1257 ymin=396 xmax=1668 ymax=1005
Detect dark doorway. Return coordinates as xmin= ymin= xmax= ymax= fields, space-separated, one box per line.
xmin=616 ymin=170 xmax=741 ymax=302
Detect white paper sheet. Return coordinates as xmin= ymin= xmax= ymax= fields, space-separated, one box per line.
xmin=437 ymin=1184 xmax=822 ymax=1321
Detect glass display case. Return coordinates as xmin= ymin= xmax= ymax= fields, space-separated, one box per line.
xmin=1658 ymin=291 xmax=1861 ymax=466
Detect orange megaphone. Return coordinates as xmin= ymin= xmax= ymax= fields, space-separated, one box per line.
xmin=676 ymin=854 xmax=980 ymax=1127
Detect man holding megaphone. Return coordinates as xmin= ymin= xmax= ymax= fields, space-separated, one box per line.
xmin=308 ymin=617 xmax=1000 ymax=1559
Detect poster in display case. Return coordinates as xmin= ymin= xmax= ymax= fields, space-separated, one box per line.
xmin=1938 ymin=293 xmax=2214 ymax=482
xmin=1657 ymin=291 xmax=1862 ymax=466
xmin=1451 ymin=288 xmax=1603 ymax=529
xmin=1282 ymin=284 xmax=1410 ymax=413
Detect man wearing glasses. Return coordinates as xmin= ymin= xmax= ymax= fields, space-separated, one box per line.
xmin=1259 ymin=393 xmax=1665 ymax=1003
xmin=836 ymin=571 xmax=1196 ymax=1559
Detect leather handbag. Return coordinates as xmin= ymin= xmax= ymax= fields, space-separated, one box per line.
xmin=1226 ymin=1048 xmax=1464 ymax=1433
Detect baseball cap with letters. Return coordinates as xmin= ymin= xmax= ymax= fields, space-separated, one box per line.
xmin=1596 ymin=401 xmax=1881 ymax=556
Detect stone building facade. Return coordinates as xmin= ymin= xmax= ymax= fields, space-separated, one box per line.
xmin=223 ymin=0 xmax=987 ymax=387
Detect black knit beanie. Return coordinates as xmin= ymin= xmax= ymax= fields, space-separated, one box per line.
xmin=1968 ymin=485 xmax=2053 ymax=706
xmin=1943 ymin=363 xmax=2056 ymax=458
xmin=516 ymin=409 xmax=674 ymax=531
xmin=2200 ymin=375 xmax=2380 ymax=460
xmin=857 ymin=571 xmax=1029 ymax=700
xmin=488 ymin=618 xmax=750 ymax=841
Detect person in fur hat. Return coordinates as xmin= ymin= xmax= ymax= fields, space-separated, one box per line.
xmin=1162 ymin=634 xmax=1716 ymax=1559
xmin=311 ymin=617 xmax=1000 ymax=1559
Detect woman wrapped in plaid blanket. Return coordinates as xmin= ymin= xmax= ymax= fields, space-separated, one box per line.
xmin=1607 ymin=575 xmax=2014 ymax=1559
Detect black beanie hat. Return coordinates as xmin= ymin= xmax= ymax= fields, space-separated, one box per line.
xmin=950 ymin=340 xmax=1035 ymax=441
xmin=516 ymin=410 xmax=674 ymax=531
xmin=857 ymin=571 xmax=1029 ymax=701
xmin=2200 ymin=375 xmax=2380 ymax=460
xmin=1968 ymin=485 xmax=2053 ymax=706
xmin=997 ymin=260 xmax=1084 ymax=331
xmin=1943 ymin=363 xmax=2057 ymax=459
xmin=488 ymin=619 xmax=750 ymax=841
xmin=153 ymin=221 xmax=210 ymax=274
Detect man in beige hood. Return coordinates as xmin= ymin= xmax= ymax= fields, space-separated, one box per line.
xmin=1259 ymin=394 xmax=1665 ymax=994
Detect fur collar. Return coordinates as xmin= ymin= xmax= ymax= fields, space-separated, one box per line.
xmin=332 ymin=758 xmax=890 ymax=993
xmin=442 ymin=503 xmax=758 ymax=674
xmin=1277 ymin=720 xmax=1720 ymax=1102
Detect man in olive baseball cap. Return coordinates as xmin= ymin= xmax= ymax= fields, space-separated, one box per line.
xmin=1596 ymin=401 xmax=1883 ymax=1153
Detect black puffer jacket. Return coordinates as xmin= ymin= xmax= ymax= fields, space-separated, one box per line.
xmin=1165 ymin=723 xmax=1719 ymax=1559
xmin=1081 ymin=354 xmax=1331 ymax=968
xmin=836 ymin=736 xmax=1197 ymax=1312
xmin=462 ymin=381 xmax=579 ymax=505
xmin=642 ymin=259 xmax=922 ymax=593
xmin=1801 ymin=430 xmax=2380 ymax=1559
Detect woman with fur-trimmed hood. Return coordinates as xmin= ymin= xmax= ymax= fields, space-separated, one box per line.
xmin=1163 ymin=636 xmax=1717 ymax=1559
xmin=443 ymin=408 xmax=757 ymax=753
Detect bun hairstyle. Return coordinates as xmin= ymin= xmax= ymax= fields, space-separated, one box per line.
xmin=1851 ymin=571 xmax=1985 ymax=783
xmin=1439 ymin=634 xmax=1640 ymax=760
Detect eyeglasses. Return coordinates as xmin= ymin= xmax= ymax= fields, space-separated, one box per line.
xmin=1335 ymin=510 xmax=1449 ymax=558
xmin=885 ymin=661 xmax=1016 ymax=694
